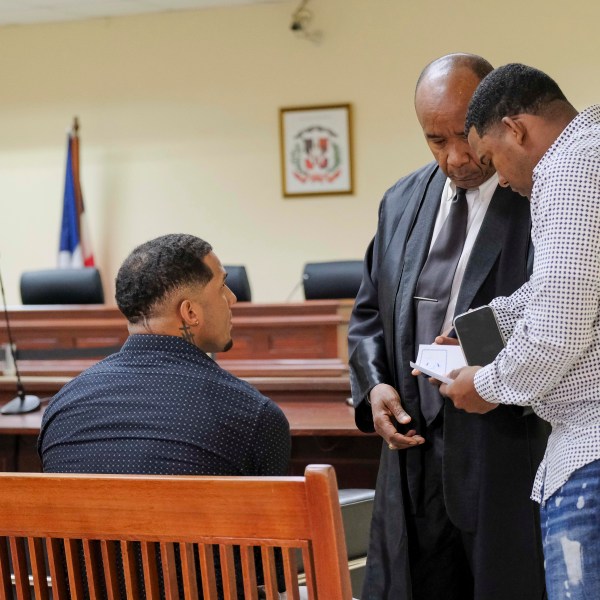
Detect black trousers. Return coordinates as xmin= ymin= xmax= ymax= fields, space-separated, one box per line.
xmin=403 ymin=414 xmax=547 ymax=600
xmin=404 ymin=418 xmax=474 ymax=600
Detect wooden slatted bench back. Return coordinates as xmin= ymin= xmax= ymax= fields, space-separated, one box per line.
xmin=0 ymin=465 xmax=352 ymax=599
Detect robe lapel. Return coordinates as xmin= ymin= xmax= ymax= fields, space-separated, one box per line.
xmin=454 ymin=185 xmax=511 ymax=315
xmin=377 ymin=165 xmax=442 ymax=387
xmin=392 ymin=167 xmax=446 ymax=515
xmin=378 ymin=165 xmax=439 ymax=305
xmin=394 ymin=169 xmax=446 ymax=404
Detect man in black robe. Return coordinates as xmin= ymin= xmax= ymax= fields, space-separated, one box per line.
xmin=348 ymin=54 xmax=549 ymax=600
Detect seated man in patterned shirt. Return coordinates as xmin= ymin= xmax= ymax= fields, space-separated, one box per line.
xmin=38 ymin=233 xmax=291 ymax=596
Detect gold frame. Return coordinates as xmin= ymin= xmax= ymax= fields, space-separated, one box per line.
xmin=279 ymin=103 xmax=354 ymax=197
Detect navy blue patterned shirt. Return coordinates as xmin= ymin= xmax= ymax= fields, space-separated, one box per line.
xmin=39 ymin=334 xmax=291 ymax=477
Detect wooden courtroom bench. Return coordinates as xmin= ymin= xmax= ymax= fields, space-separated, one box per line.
xmin=0 ymin=465 xmax=354 ymax=599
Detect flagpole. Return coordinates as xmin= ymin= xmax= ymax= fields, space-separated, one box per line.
xmin=58 ymin=117 xmax=95 ymax=268
xmin=71 ymin=117 xmax=83 ymax=214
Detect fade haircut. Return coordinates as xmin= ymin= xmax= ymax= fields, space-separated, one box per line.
xmin=415 ymin=53 xmax=494 ymax=99
xmin=116 ymin=234 xmax=213 ymax=324
xmin=465 ymin=63 xmax=568 ymax=136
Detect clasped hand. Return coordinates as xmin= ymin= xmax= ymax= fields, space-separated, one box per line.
xmin=369 ymin=383 xmax=425 ymax=450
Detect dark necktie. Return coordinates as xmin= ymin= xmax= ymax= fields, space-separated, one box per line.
xmin=414 ymin=187 xmax=468 ymax=424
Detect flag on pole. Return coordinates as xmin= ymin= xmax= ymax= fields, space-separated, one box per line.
xmin=58 ymin=117 xmax=95 ymax=268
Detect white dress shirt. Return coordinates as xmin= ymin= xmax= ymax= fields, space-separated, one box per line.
xmin=474 ymin=105 xmax=600 ymax=503
xmin=429 ymin=173 xmax=498 ymax=334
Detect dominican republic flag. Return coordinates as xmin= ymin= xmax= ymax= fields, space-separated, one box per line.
xmin=58 ymin=119 xmax=94 ymax=268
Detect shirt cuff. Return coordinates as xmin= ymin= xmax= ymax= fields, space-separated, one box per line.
xmin=473 ymin=364 xmax=501 ymax=405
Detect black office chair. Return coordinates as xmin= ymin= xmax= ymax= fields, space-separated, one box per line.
xmin=223 ymin=265 xmax=252 ymax=302
xmin=20 ymin=268 xmax=105 ymax=305
xmin=302 ymin=260 xmax=363 ymax=300
xmin=338 ymin=488 xmax=375 ymax=597
xmin=296 ymin=488 xmax=375 ymax=598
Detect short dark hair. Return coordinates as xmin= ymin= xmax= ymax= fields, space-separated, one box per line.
xmin=415 ymin=53 xmax=494 ymax=97
xmin=116 ymin=234 xmax=213 ymax=324
xmin=465 ymin=63 xmax=568 ymax=136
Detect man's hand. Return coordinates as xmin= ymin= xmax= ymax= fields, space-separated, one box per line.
xmin=434 ymin=334 xmax=459 ymax=346
xmin=439 ymin=366 xmax=498 ymax=414
xmin=369 ymin=383 xmax=425 ymax=449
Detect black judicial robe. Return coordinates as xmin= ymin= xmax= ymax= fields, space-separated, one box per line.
xmin=348 ymin=162 xmax=549 ymax=600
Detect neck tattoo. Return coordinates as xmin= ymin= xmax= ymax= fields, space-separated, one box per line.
xmin=179 ymin=321 xmax=195 ymax=344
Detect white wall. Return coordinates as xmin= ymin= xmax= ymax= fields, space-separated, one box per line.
xmin=1 ymin=0 xmax=599 ymax=303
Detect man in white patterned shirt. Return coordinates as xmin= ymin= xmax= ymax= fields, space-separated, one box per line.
xmin=441 ymin=64 xmax=600 ymax=600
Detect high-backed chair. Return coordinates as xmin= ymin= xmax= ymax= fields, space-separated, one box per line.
xmin=338 ymin=489 xmax=375 ymax=596
xmin=223 ymin=265 xmax=252 ymax=302
xmin=302 ymin=260 xmax=363 ymax=300
xmin=0 ymin=465 xmax=353 ymax=599
xmin=20 ymin=268 xmax=104 ymax=304
xmin=296 ymin=488 xmax=374 ymax=597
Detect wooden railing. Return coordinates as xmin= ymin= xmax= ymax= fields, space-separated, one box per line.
xmin=1 ymin=300 xmax=353 ymax=361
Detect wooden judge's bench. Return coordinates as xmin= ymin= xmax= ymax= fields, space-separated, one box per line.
xmin=0 ymin=300 xmax=380 ymax=488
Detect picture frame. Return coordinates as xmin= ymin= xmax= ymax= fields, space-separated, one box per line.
xmin=279 ymin=103 xmax=354 ymax=197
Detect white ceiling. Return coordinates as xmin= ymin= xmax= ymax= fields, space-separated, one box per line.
xmin=0 ymin=0 xmax=286 ymax=26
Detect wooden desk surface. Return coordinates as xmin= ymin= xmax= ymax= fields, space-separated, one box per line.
xmin=0 ymin=399 xmax=362 ymax=437
xmin=0 ymin=375 xmax=360 ymax=437
xmin=14 ymin=358 xmax=349 ymax=379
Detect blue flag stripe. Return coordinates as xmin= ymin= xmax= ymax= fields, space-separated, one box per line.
xmin=59 ymin=136 xmax=81 ymax=255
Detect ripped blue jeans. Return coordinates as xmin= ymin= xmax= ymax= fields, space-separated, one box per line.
xmin=540 ymin=459 xmax=600 ymax=600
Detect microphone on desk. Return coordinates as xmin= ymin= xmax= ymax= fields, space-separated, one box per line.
xmin=0 ymin=260 xmax=41 ymax=415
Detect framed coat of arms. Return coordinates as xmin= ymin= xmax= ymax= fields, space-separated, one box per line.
xmin=279 ymin=103 xmax=354 ymax=197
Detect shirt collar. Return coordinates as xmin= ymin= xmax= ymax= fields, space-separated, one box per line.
xmin=121 ymin=334 xmax=212 ymax=360
xmin=444 ymin=172 xmax=499 ymax=202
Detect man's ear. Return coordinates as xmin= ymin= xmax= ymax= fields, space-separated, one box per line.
xmin=501 ymin=116 xmax=527 ymax=146
xmin=178 ymin=298 xmax=203 ymax=327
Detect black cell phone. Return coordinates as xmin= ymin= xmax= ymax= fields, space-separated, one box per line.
xmin=453 ymin=305 xmax=506 ymax=366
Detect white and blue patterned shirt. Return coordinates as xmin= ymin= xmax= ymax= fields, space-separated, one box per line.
xmin=474 ymin=105 xmax=600 ymax=504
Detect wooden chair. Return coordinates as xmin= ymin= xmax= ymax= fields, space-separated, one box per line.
xmin=0 ymin=464 xmax=353 ymax=599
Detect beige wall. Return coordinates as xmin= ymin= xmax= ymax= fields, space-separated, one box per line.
xmin=1 ymin=0 xmax=599 ymax=304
